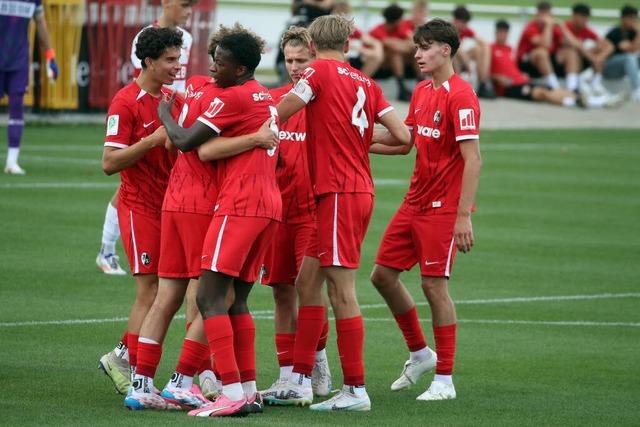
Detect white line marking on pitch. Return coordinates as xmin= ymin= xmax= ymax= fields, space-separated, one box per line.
xmin=359 ymin=292 xmax=640 ymax=310
xmin=1 ymin=293 xmax=638 ymax=328
xmin=0 ymin=182 xmax=118 ymax=189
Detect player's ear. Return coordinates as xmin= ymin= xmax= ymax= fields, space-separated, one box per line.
xmin=343 ymin=40 xmax=349 ymax=54
xmin=442 ymin=43 xmax=451 ymax=57
xmin=309 ymin=41 xmax=318 ymax=56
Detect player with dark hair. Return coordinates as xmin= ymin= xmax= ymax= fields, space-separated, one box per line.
xmin=1 ymin=0 xmax=58 ymax=175
xmin=96 ymin=0 xmax=197 ymax=278
xmin=561 ymin=3 xmax=615 ymax=96
xmin=369 ymin=18 xmax=482 ymax=402
xmin=259 ymin=26 xmax=333 ymax=401
xmin=123 ymin=25 xmax=277 ymax=411
xmin=369 ymin=3 xmax=415 ymax=100
xmin=158 ymin=24 xmax=281 ymax=417
xmin=451 ymin=5 xmax=496 ymax=98
xmin=265 ymin=14 xmax=410 ymax=412
xmin=98 ymin=26 xmax=183 ymax=396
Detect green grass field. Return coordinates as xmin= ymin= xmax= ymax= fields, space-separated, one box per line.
xmin=1 ymin=126 xmax=639 ymax=426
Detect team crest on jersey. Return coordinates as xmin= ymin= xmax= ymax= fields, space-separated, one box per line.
xmin=433 ymin=110 xmax=441 ymax=125
xmin=106 ymin=115 xmax=119 ymax=136
xmin=204 ymin=98 xmax=225 ymax=118
xmin=141 ymin=252 xmax=151 ymax=266
xmin=458 ymin=108 xmax=476 ymax=130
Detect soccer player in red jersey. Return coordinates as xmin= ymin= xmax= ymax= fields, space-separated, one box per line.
xmin=158 ymin=24 xmax=281 ymax=417
xmin=126 ymin=57 xmax=277 ymax=411
xmin=451 ymin=6 xmax=496 ymax=99
xmin=516 ymin=1 xmax=571 ymax=91
xmin=490 ymin=19 xmax=616 ymax=108
xmin=369 ymin=19 xmax=482 ymax=401
xmin=98 ymin=27 xmax=183 ymax=394
xmin=369 ymin=4 xmax=416 ymax=100
xmin=561 ymin=3 xmax=615 ymax=96
xmin=96 ymin=0 xmax=197 ymax=279
xmin=259 ymin=26 xmax=333 ymax=400
xmin=267 ymin=15 xmax=410 ymax=411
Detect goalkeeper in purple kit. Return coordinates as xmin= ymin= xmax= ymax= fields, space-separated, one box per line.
xmin=1 ymin=0 xmax=58 ymax=175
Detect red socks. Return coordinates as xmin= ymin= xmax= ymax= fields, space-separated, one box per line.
xmin=230 ymin=313 xmax=256 ymax=383
xmin=135 ymin=340 xmax=162 ymax=378
xmin=394 ymin=306 xmax=427 ymax=351
xmin=316 ymin=319 xmax=329 ymax=351
xmin=293 ymin=306 xmax=326 ymax=376
xmin=128 ymin=333 xmax=139 ymax=368
xmin=336 ymin=316 xmax=365 ymax=386
xmin=176 ymin=338 xmax=209 ymax=377
xmin=203 ymin=315 xmax=240 ymax=384
xmin=275 ymin=333 xmax=295 ymax=367
xmin=433 ymin=323 xmax=457 ymax=375
xmin=120 ymin=331 xmax=128 ymax=347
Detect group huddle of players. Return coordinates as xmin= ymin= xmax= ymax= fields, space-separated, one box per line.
xmin=97 ymin=13 xmax=481 ymax=417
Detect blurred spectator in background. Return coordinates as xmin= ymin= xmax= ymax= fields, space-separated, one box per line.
xmin=333 ymin=1 xmax=384 ymax=76
xmin=491 ymin=19 xmax=621 ymax=108
xmin=451 ymin=5 xmax=496 ymax=98
xmin=1 ymin=0 xmax=58 ymax=175
xmin=561 ymin=3 xmax=613 ymax=96
xmin=402 ymin=0 xmax=429 ymax=32
xmin=516 ymin=2 xmax=570 ymax=91
xmin=276 ymin=0 xmax=334 ymax=82
xmin=603 ymin=5 xmax=640 ymax=102
xmin=369 ymin=3 xmax=415 ymax=100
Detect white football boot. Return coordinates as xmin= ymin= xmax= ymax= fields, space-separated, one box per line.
xmin=390 ymin=347 xmax=437 ymax=391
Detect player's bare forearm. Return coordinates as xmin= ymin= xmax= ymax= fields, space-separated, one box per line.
xmin=455 ymin=139 xmax=482 ymax=253
xmin=457 ymin=139 xmax=482 ymax=217
xmin=277 ymin=93 xmax=306 ymax=124
xmin=369 ymin=142 xmax=412 ymax=155
xmin=102 ymin=139 xmax=156 ymax=175
xmin=198 ymin=118 xmax=277 ymax=161
xmin=34 ymin=15 xmax=53 ymax=51
xmin=161 ymin=113 xmax=214 ymax=152
xmin=377 ymin=112 xmax=412 ymax=146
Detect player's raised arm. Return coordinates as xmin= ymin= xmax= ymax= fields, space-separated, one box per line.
xmin=277 ymin=91 xmax=307 ymax=124
xmin=158 ymin=93 xmax=217 ymax=152
xmin=198 ymin=118 xmax=278 ymax=161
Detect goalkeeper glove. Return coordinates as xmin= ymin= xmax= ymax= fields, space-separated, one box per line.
xmin=45 ymin=48 xmax=58 ymax=81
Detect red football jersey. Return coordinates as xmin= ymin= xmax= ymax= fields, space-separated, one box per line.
xmin=197 ymin=79 xmax=282 ymax=220
xmin=516 ymin=21 xmax=564 ymax=60
xmin=490 ymin=43 xmax=529 ymax=93
xmin=104 ymin=82 xmax=180 ymax=217
xmin=369 ymin=21 xmax=413 ymax=41
xmin=459 ymin=26 xmax=476 ymax=40
xmin=270 ymin=84 xmax=315 ymax=223
xmin=162 ymin=75 xmax=220 ymax=214
xmin=403 ymin=75 xmax=480 ymax=215
xmin=291 ymin=58 xmax=393 ymax=195
xmin=564 ymin=21 xmax=599 ymax=41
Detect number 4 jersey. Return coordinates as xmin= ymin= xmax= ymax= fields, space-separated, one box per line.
xmin=291 ymin=59 xmax=393 ymax=195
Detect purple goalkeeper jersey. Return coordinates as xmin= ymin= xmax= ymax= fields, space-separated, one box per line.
xmin=0 ymin=0 xmax=42 ymax=70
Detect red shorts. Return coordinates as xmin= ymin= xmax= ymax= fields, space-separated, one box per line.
xmin=311 ymin=192 xmax=374 ymax=269
xmin=158 ymin=211 xmax=213 ymax=279
xmin=201 ymin=215 xmax=278 ymax=283
xmin=261 ymin=220 xmax=315 ymax=286
xmin=375 ymin=205 xmax=457 ymax=278
xmin=117 ymin=206 xmax=161 ymax=275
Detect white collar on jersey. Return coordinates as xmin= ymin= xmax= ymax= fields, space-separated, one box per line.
xmin=442 ymin=81 xmax=451 ymax=92
xmin=136 ymin=89 xmax=147 ymax=101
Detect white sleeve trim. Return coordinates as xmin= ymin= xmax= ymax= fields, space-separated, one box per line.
xmin=290 ymin=80 xmax=313 ymax=104
xmin=104 ymin=142 xmax=128 ymax=149
xmin=197 ymin=117 xmax=221 ymax=134
xmin=406 ymin=125 xmax=414 ymax=130
xmin=456 ymin=134 xmax=480 ymax=142
xmin=377 ymin=105 xmax=394 ymax=118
